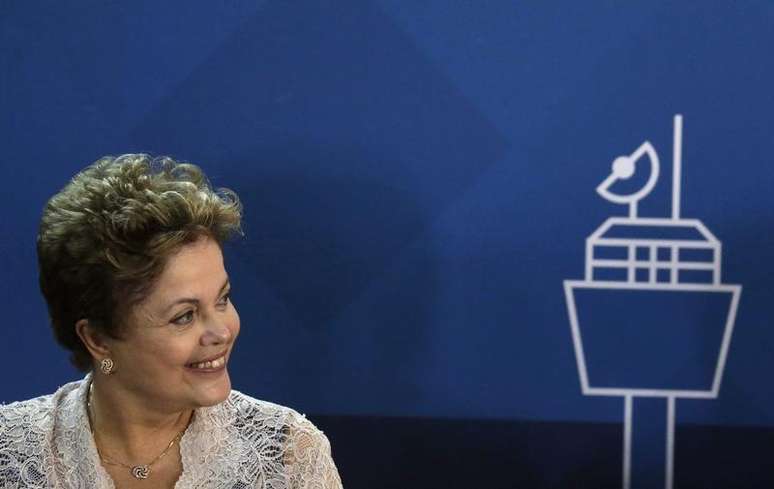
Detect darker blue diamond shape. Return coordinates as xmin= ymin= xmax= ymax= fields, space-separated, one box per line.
xmin=131 ymin=0 xmax=507 ymax=327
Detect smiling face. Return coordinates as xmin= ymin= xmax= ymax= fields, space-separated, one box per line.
xmin=105 ymin=236 xmax=240 ymax=411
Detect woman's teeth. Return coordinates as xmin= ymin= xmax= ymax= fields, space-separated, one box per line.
xmin=189 ymin=356 xmax=225 ymax=369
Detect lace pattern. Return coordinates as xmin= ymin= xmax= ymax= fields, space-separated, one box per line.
xmin=0 ymin=375 xmax=342 ymax=489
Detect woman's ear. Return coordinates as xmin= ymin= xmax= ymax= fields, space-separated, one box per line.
xmin=75 ymin=319 xmax=112 ymax=362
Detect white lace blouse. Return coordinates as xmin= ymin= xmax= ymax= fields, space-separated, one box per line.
xmin=0 ymin=375 xmax=343 ymax=488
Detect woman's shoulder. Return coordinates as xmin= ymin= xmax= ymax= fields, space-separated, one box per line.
xmin=225 ymin=389 xmax=322 ymax=433
xmin=1 ymin=392 xmax=55 ymax=415
xmin=223 ymin=390 xmax=341 ymax=487
xmin=0 ymin=379 xmax=83 ymax=436
xmin=0 ymin=379 xmax=86 ymax=489
xmin=223 ymin=389 xmax=333 ymax=453
xmin=0 ymin=394 xmax=56 ymax=437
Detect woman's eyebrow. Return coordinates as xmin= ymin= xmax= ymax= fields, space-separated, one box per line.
xmin=220 ymin=278 xmax=231 ymax=293
xmin=163 ymin=278 xmax=230 ymax=313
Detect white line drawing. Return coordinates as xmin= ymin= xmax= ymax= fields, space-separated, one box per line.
xmin=563 ymin=115 xmax=742 ymax=489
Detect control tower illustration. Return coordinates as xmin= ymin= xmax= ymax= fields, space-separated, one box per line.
xmin=563 ymin=115 xmax=741 ymax=489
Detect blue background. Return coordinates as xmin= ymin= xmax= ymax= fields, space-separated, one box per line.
xmin=2 ymin=2 xmax=774 ymax=487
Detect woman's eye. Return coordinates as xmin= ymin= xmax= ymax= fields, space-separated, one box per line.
xmin=172 ymin=310 xmax=194 ymax=325
xmin=217 ymin=292 xmax=231 ymax=307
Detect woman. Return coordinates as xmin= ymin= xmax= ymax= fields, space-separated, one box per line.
xmin=0 ymin=154 xmax=343 ymax=488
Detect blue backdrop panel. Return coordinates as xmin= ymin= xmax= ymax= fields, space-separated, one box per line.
xmin=2 ymin=1 xmax=774 ymax=487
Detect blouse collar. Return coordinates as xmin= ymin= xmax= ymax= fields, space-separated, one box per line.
xmin=52 ymin=373 xmax=234 ymax=489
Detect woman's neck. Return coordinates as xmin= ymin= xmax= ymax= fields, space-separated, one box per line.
xmin=88 ymin=376 xmax=193 ymax=461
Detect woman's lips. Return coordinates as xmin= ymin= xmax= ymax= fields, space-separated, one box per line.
xmin=186 ymin=351 xmax=227 ymax=372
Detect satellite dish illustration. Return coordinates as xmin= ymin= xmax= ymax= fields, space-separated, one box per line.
xmin=563 ymin=115 xmax=742 ymax=489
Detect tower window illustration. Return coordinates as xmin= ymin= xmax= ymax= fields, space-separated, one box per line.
xmin=587 ymin=219 xmax=721 ymax=285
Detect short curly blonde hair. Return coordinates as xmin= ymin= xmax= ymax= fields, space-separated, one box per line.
xmin=37 ymin=154 xmax=243 ymax=371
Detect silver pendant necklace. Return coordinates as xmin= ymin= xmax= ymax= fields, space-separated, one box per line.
xmin=87 ymin=383 xmax=187 ymax=480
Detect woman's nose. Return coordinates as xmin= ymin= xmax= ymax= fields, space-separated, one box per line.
xmin=201 ymin=318 xmax=232 ymax=345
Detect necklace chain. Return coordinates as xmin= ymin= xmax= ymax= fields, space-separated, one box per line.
xmin=87 ymin=383 xmax=188 ymax=480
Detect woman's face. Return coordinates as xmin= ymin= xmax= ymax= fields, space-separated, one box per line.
xmin=106 ymin=236 xmax=240 ymax=411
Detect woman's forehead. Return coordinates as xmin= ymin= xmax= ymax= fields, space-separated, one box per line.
xmin=148 ymin=239 xmax=229 ymax=302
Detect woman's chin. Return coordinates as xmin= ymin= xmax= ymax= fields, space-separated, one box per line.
xmin=186 ymin=368 xmax=232 ymax=407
